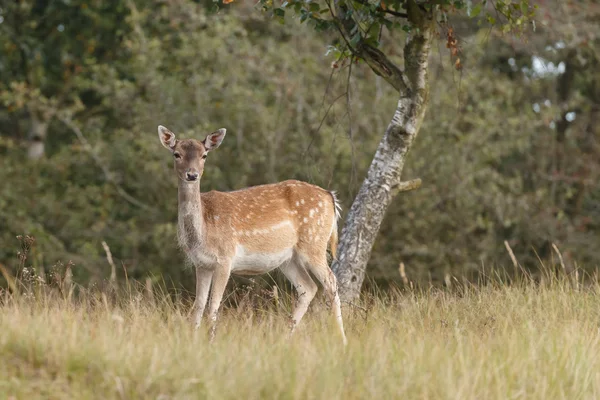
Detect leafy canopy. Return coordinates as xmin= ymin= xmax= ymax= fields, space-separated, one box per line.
xmin=253 ymin=0 xmax=536 ymax=69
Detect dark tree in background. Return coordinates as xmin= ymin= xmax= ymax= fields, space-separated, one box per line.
xmin=0 ymin=0 xmax=131 ymax=158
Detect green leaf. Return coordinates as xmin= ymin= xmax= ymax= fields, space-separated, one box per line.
xmin=314 ymin=19 xmax=333 ymax=32
xmin=350 ymin=32 xmax=361 ymax=47
xmin=325 ymin=45 xmax=341 ymax=58
xmin=364 ymin=35 xmax=379 ymax=48
xmin=309 ymin=3 xmax=320 ymax=12
xmin=470 ymin=3 xmax=482 ymax=17
xmin=300 ymin=10 xmax=309 ymax=22
xmin=351 ymin=0 xmax=365 ymax=10
xmin=274 ymin=8 xmax=285 ymax=17
xmin=368 ymin=22 xmax=381 ymax=38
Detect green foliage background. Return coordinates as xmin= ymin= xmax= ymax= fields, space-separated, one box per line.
xmin=1 ymin=0 xmax=598 ymax=293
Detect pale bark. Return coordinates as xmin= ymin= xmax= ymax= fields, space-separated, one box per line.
xmin=27 ymin=112 xmax=49 ymax=159
xmin=332 ymin=5 xmax=435 ymax=301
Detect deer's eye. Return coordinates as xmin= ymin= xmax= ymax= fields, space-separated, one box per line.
xmin=202 ymin=154 xmax=208 ymax=160
xmin=174 ymin=152 xmax=182 ymax=159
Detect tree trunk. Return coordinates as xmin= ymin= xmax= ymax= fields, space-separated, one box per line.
xmin=27 ymin=108 xmax=50 ymax=159
xmin=332 ymin=8 xmax=435 ymax=302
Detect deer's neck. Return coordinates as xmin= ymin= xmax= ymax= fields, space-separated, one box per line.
xmin=177 ymin=182 xmax=204 ymax=252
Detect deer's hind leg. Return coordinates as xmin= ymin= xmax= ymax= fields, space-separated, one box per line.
xmin=280 ymin=257 xmax=318 ymax=335
xmin=302 ymin=252 xmax=347 ymax=346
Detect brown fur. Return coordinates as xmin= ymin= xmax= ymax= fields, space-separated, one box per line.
xmin=199 ymin=180 xmax=338 ymax=263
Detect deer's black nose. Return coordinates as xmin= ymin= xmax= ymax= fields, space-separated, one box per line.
xmin=186 ymin=171 xmax=199 ymax=181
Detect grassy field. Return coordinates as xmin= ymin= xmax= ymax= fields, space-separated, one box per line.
xmin=1 ymin=268 xmax=600 ymax=400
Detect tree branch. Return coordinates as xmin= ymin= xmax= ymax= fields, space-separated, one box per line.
xmin=382 ymin=9 xmax=408 ymax=18
xmin=403 ymin=0 xmax=435 ymax=95
xmin=351 ymin=0 xmax=408 ymax=18
xmin=327 ymin=0 xmax=358 ymax=55
xmin=391 ymin=178 xmax=422 ymax=196
xmin=331 ymin=0 xmax=411 ymax=94
xmin=355 ymin=42 xmax=411 ymax=94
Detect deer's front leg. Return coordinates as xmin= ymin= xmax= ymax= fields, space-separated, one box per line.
xmin=193 ymin=267 xmax=214 ymax=330
xmin=207 ymin=263 xmax=231 ymax=342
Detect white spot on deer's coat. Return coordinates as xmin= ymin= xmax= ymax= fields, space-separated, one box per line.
xmin=269 ymin=220 xmax=292 ymax=231
xmin=295 ymin=201 xmax=300 ymax=206
xmin=301 ymin=199 xmax=305 ymax=205
xmin=303 ymin=217 xmax=308 ymax=223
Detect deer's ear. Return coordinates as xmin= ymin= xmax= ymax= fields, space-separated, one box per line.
xmin=158 ymin=125 xmax=176 ymax=150
xmin=203 ymin=128 xmax=226 ymax=151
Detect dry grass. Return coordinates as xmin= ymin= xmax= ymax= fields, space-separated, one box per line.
xmin=1 ymin=269 xmax=600 ymax=399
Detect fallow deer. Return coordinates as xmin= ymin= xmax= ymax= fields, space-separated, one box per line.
xmin=158 ymin=125 xmax=347 ymax=345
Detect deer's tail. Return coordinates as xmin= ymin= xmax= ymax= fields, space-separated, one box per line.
xmin=328 ymin=191 xmax=342 ymax=260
